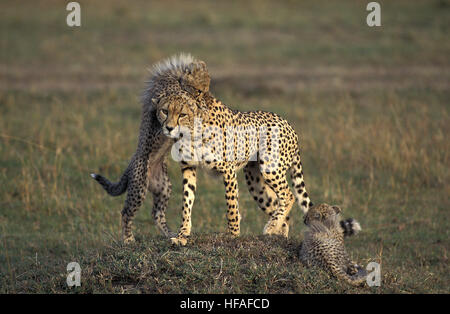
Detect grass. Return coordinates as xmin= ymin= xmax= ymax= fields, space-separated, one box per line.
xmin=0 ymin=0 xmax=449 ymax=293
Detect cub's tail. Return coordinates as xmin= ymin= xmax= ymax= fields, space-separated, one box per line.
xmin=90 ymin=167 xmax=129 ymax=196
xmin=333 ymin=265 xmax=367 ymax=287
xmin=289 ymin=150 xmax=313 ymax=214
xmin=340 ymin=218 xmax=362 ymax=237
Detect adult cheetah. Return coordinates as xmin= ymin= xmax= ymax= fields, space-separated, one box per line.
xmin=153 ymin=61 xmax=314 ymax=245
xmin=91 ymin=54 xmax=211 ymax=243
xmin=299 ymin=203 xmax=367 ymax=286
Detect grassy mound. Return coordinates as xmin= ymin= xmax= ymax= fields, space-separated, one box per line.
xmin=5 ymin=233 xmax=400 ymax=294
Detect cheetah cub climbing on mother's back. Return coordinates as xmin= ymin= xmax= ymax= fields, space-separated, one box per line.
xmin=299 ymin=203 xmax=367 ymax=286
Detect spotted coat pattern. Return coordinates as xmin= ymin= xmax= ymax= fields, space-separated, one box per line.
xmin=156 ymin=89 xmax=313 ymax=246
xmin=299 ymin=203 xmax=367 ymax=286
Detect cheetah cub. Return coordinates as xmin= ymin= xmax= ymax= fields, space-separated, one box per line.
xmin=299 ymin=203 xmax=367 ymax=286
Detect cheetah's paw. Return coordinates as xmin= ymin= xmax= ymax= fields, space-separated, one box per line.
xmin=263 ymin=220 xmax=285 ymax=236
xmin=123 ymin=235 xmax=136 ymax=244
xmin=170 ymin=236 xmax=188 ymax=246
xmin=280 ymin=221 xmax=290 ymax=238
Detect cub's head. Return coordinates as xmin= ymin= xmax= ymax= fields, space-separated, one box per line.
xmin=154 ymin=93 xmax=202 ymax=139
xmin=303 ymin=203 xmax=341 ymax=226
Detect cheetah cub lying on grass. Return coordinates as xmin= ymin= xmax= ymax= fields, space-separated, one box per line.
xmin=299 ymin=203 xmax=367 ymax=286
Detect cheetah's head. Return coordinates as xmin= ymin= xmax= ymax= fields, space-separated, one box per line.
xmin=145 ymin=55 xmax=211 ymax=139
xmin=303 ymin=203 xmax=342 ymax=226
xmin=154 ymin=92 xmax=205 ymax=139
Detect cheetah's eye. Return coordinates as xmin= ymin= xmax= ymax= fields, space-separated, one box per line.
xmin=179 ymin=113 xmax=187 ymax=118
xmin=161 ymin=109 xmax=168 ymax=115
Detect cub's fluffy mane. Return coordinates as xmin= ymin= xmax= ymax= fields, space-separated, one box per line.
xmin=151 ymin=53 xmax=197 ymax=78
xmin=141 ymin=53 xmax=210 ymax=108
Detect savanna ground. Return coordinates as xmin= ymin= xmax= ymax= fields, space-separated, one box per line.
xmin=0 ymin=0 xmax=449 ymax=293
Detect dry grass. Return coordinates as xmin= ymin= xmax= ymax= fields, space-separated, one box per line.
xmin=0 ymin=0 xmax=449 ymax=293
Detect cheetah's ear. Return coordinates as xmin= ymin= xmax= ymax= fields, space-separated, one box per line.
xmin=331 ymin=205 xmax=342 ymax=214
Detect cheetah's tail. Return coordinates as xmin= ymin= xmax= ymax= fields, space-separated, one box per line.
xmin=289 ymin=150 xmax=313 ymax=214
xmin=333 ymin=265 xmax=367 ymax=287
xmin=90 ymin=170 xmax=128 ymax=197
xmin=340 ymin=218 xmax=362 ymax=237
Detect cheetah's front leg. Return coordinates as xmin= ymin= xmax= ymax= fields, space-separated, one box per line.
xmin=170 ymin=166 xmax=197 ymax=246
xmin=223 ymin=169 xmax=241 ymax=237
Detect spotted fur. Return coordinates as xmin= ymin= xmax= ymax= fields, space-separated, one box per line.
xmin=154 ymin=62 xmax=313 ymax=245
xmin=300 ymin=203 xmax=367 ymax=286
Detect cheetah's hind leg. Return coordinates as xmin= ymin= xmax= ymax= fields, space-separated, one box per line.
xmin=148 ymin=162 xmax=176 ymax=238
xmin=244 ymin=162 xmax=292 ymax=237
xmin=260 ymin=168 xmax=295 ymax=237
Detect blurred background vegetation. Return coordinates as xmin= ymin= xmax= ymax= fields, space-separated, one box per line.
xmin=0 ymin=0 xmax=448 ymax=293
